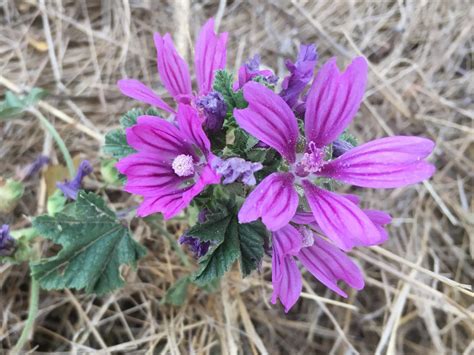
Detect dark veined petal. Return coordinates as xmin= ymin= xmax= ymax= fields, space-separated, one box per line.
xmin=194 ymin=18 xmax=228 ymax=95
xmin=176 ymin=104 xmax=211 ymax=157
xmin=238 ymin=173 xmax=298 ymax=231
xmin=125 ymin=115 xmax=192 ymax=159
xmin=298 ymin=236 xmax=364 ymax=297
xmin=303 ymin=181 xmax=381 ymax=250
xmin=154 ymin=33 xmax=192 ymax=101
xmin=117 ymin=79 xmax=175 ymax=113
xmin=305 ymin=57 xmax=368 ymax=147
xmin=271 ymin=251 xmax=302 ymax=313
xmin=137 ymin=189 xmax=187 ymax=219
xmin=234 ymin=82 xmax=299 ymax=163
xmin=320 ymin=136 xmax=435 ymax=188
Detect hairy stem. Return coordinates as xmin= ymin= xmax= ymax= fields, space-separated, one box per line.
xmin=12 ymin=278 xmax=40 ymax=353
xmin=29 ymin=108 xmax=75 ymax=178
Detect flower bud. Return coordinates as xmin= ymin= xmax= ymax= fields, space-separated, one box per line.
xmin=101 ymin=159 xmax=121 ymax=185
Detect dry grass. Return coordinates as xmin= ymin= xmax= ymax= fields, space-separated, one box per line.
xmin=1 ymin=0 xmax=473 ymax=354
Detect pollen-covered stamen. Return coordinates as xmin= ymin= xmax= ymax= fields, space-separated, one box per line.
xmin=172 ymin=154 xmax=195 ymax=177
xmin=295 ymin=141 xmax=326 ymax=177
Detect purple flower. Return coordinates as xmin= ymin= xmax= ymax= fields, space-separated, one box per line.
xmin=19 ymin=155 xmax=50 ymax=180
xmin=0 ymin=224 xmax=16 ymax=257
xmin=211 ymin=157 xmax=263 ymax=186
xmin=234 ymin=57 xmax=435 ymax=250
xmin=178 ymin=235 xmax=211 ymax=258
xmin=331 ymin=138 xmax=354 ymax=158
xmin=280 ymin=44 xmax=318 ymax=108
xmin=233 ymin=55 xmax=278 ymax=90
xmin=271 ymin=205 xmax=391 ymax=312
xmin=116 ymin=104 xmax=220 ymax=219
xmin=57 ymin=160 xmax=93 ymax=200
xmin=196 ymin=91 xmax=227 ymax=132
xmin=117 ymin=18 xmax=228 ymax=126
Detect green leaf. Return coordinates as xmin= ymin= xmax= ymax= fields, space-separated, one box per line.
xmin=103 ymin=129 xmax=136 ymax=159
xmin=119 ymin=108 xmax=143 ymax=128
xmin=186 ymin=212 xmax=232 ymax=242
xmin=162 ymin=276 xmax=191 ymax=306
xmin=31 ymin=192 xmax=147 ymax=295
xmin=0 ymin=88 xmax=47 ymax=120
xmin=238 ymin=222 xmax=266 ymax=276
xmin=190 ymin=207 xmax=266 ymax=284
xmin=213 ymin=70 xmax=248 ymax=113
xmin=192 ymin=217 xmax=241 ymax=286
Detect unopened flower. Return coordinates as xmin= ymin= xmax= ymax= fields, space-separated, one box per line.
xmin=57 ymin=160 xmax=93 ymax=200
xmin=0 ymin=178 xmax=24 ymax=213
xmin=280 ymin=44 xmax=318 ymax=108
xmin=211 ymin=157 xmax=262 ymax=186
xmin=234 ymin=57 xmax=435 ymax=251
xmin=118 ymin=18 xmax=227 ymax=128
xmin=233 ymin=55 xmax=278 ymax=90
xmin=0 ymin=224 xmax=16 ymax=257
xmin=196 ymin=91 xmax=227 ymax=132
xmin=18 ymin=155 xmax=50 ymax=181
xmin=178 ymin=235 xmax=211 ymax=258
xmin=116 ymin=104 xmax=220 ymax=218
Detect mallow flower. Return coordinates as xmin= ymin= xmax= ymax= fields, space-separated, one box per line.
xmin=271 ymin=195 xmax=392 ymax=311
xmin=57 ymin=160 xmax=93 ymax=200
xmin=116 ymin=104 xmax=220 ymax=219
xmin=234 ymin=57 xmax=435 ymax=251
xmin=117 ymin=18 xmax=228 ymax=130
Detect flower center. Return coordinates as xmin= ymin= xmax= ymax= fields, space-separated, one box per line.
xmin=172 ymin=154 xmax=195 ymax=177
xmin=295 ymin=142 xmax=326 ymax=177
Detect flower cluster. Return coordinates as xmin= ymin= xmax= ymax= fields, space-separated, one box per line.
xmin=115 ymin=18 xmax=435 ymax=312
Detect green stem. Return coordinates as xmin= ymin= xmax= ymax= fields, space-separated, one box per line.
xmin=12 ymin=278 xmax=40 ymax=354
xmin=29 ymin=108 xmax=75 ymax=178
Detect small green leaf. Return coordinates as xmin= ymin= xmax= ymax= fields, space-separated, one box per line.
xmin=238 ymin=222 xmax=266 ymax=276
xmin=103 ymin=129 xmax=136 ymax=159
xmin=31 ymin=192 xmax=147 ymax=295
xmin=190 ymin=206 xmax=267 ymax=284
xmin=119 ymin=108 xmax=143 ymax=128
xmin=186 ymin=212 xmax=232 ymax=242
xmin=162 ymin=276 xmax=191 ymax=306
xmin=213 ymin=70 xmax=248 ymax=113
xmin=0 ymin=88 xmax=48 ymax=120
xmin=192 ymin=217 xmax=241 ymax=286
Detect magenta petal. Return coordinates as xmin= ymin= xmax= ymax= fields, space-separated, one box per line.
xmin=298 ymin=237 xmax=364 ymax=297
xmin=234 ymin=82 xmax=299 ymax=163
xmin=125 ymin=115 xmax=192 ymax=159
xmin=238 ymin=173 xmax=298 ymax=231
xmin=272 ymin=224 xmax=303 ymax=257
xmin=303 ymin=181 xmax=381 ymax=250
xmin=117 ymin=79 xmax=175 ymax=113
xmin=182 ymin=164 xmax=220 ymax=205
xmin=271 ymin=253 xmax=302 ymax=313
xmin=154 ymin=33 xmax=192 ymax=101
xmin=364 ymin=209 xmax=392 ymax=244
xmin=305 ymin=57 xmax=368 ymax=147
xmin=116 ymin=153 xmax=182 ymax=196
xmin=137 ymin=190 xmax=187 ymax=219
xmin=176 ymin=104 xmax=211 ymax=156
xmin=195 ymin=18 xmax=228 ymax=95
xmin=320 ymin=136 xmax=436 ymax=188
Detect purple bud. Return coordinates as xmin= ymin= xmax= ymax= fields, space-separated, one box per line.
xmin=19 ymin=155 xmax=50 ymax=180
xmin=234 ymin=55 xmax=278 ymax=90
xmin=196 ymin=91 xmax=227 ymax=132
xmin=57 ymin=160 xmax=93 ymax=200
xmin=332 ymin=139 xmax=354 ymax=158
xmin=211 ymin=157 xmax=263 ymax=186
xmin=0 ymin=225 xmax=16 ymax=257
xmin=280 ymin=44 xmax=318 ymax=108
xmin=178 ymin=235 xmax=211 ymax=258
